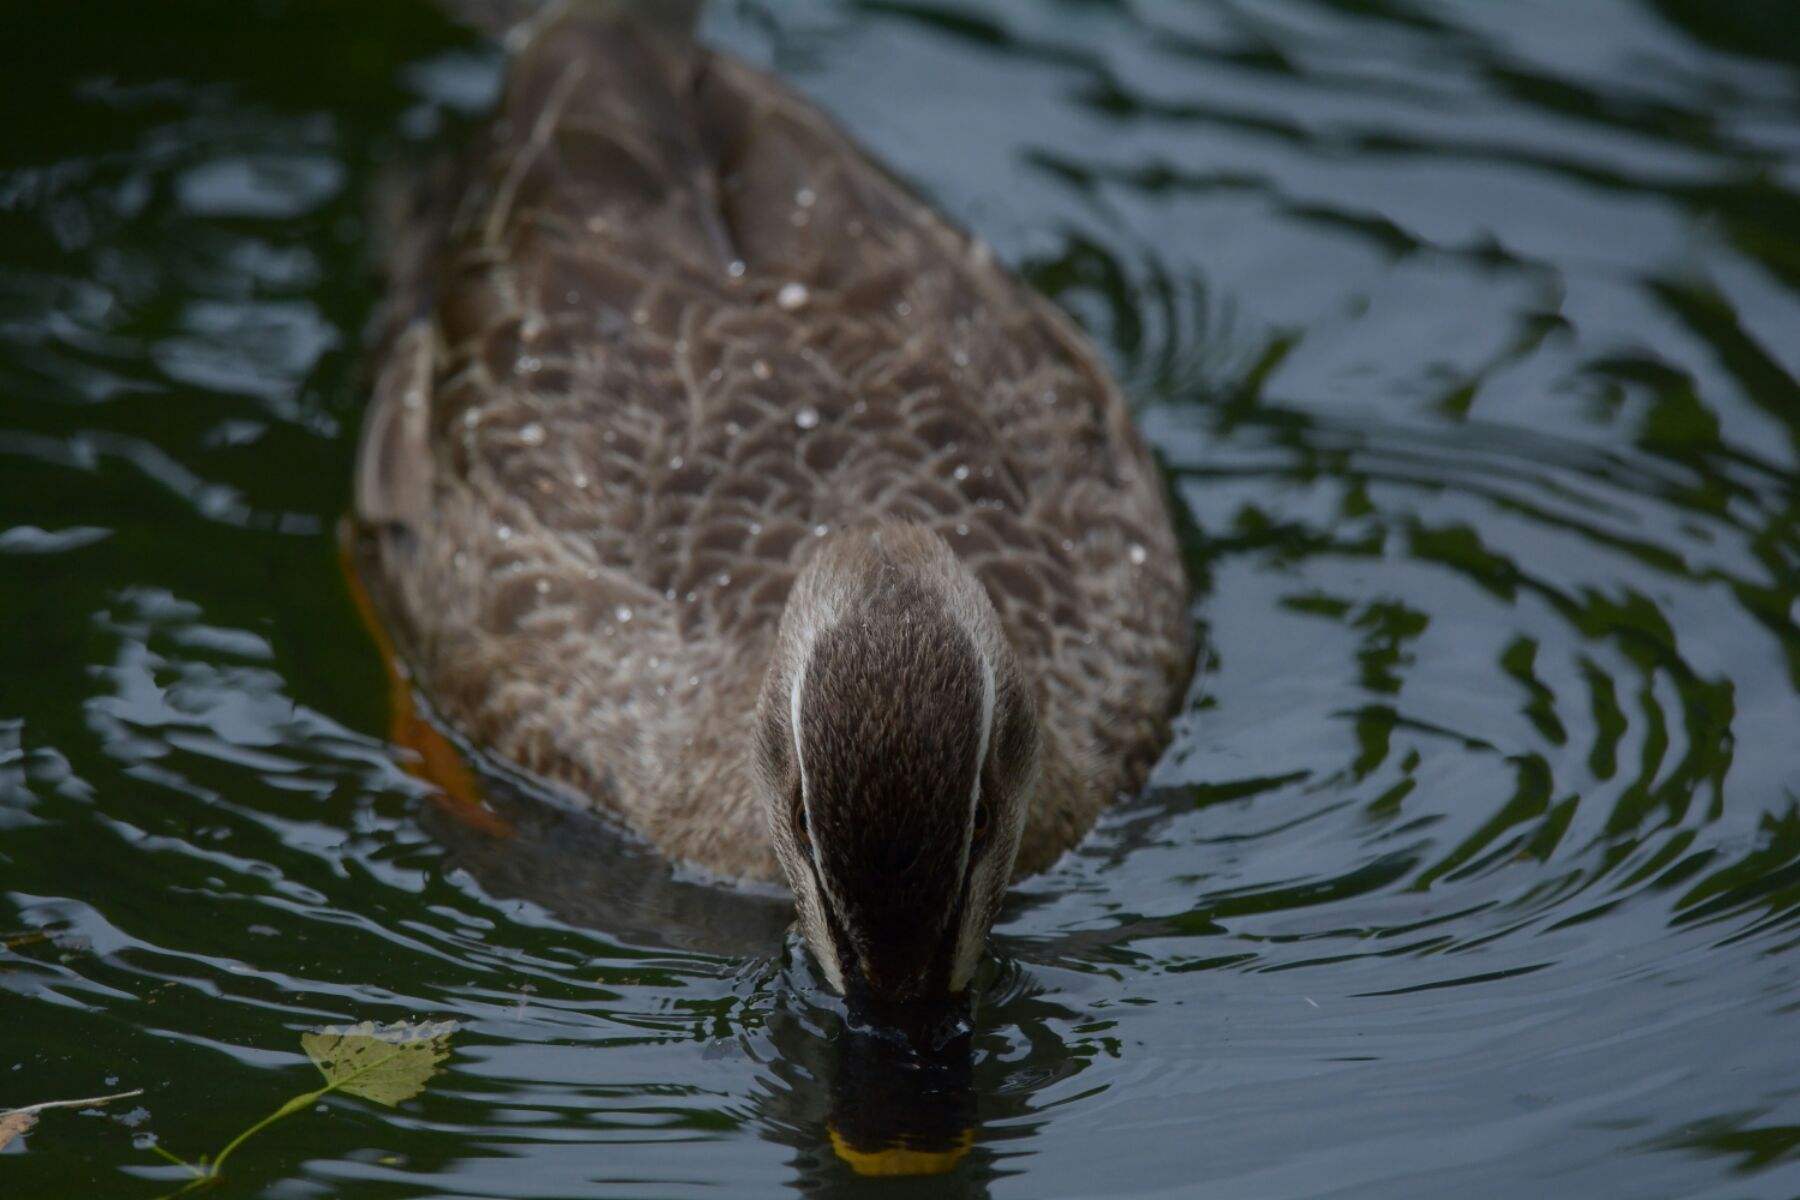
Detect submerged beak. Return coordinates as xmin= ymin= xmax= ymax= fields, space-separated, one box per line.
xmin=820 ymin=881 xmax=973 ymax=1047
xmin=841 ymin=968 xmax=973 ymax=1052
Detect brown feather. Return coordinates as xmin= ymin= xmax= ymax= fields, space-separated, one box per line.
xmin=354 ymin=12 xmax=1193 ymax=883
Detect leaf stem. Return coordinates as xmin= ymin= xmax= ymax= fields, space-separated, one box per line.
xmin=205 ymin=1084 xmax=329 ymax=1179
xmin=202 ymin=1045 xmax=412 ymax=1178
xmin=146 ymin=1140 xmax=206 ymax=1176
xmin=149 ymin=1173 xmax=220 ymax=1200
xmin=148 ymin=1032 xmax=433 ymax=1185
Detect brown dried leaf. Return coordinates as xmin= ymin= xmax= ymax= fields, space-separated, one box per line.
xmin=0 ymin=1110 xmax=38 ymax=1151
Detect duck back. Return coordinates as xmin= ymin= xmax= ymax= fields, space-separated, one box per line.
xmin=354 ymin=9 xmax=1192 ymax=881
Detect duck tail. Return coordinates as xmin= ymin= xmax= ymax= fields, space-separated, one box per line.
xmin=436 ymin=0 xmax=700 ymax=45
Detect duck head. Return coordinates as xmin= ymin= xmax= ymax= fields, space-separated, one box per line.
xmin=755 ymin=523 xmax=1040 ymax=1026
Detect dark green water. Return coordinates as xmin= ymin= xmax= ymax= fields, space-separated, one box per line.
xmin=4 ymin=1 xmax=1799 ymax=1196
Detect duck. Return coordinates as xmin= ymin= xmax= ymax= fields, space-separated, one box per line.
xmin=351 ymin=1 xmax=1193 ymax=1018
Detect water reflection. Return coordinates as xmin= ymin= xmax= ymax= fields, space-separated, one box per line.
xmin=430 ymin=777 xmax=1061 ymax=1193
xmin=421 ymin=779 xmax=793 ymax=958
xmin=754 ymin=958 xmax=984 ymax=1191
xmin=750 ymin=944 xmax=1112 ymax=1196
xmin=426 ymin=762 xmax=1140 ymax=1193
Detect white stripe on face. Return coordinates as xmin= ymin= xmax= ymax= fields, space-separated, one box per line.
xmin=970 ymin=655 xmax=995 ymax=823
xmin=949 ymin=653 xmax=998 ymax=992
xmin=790 ymin=658 xmax=846 ymax=991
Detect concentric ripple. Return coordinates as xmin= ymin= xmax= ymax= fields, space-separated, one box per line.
xmin=1 ymin=1 xmax=1797 ymax=1197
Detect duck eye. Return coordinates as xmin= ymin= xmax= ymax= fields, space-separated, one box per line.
xmin=971 ymin=799 xmax=991 ymax=844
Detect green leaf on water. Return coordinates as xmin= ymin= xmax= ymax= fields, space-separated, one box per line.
xmin=300 ymin=1020 xmax=455 ymax=1108
xmin=147 ymin=1021 xmax=454 ymax=1189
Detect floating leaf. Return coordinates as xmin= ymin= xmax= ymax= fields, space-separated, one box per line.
xmin=152 ymin=1023 xmax=454 ymax=1183
xmin=0 ymin=1110 xmax=36 ymax=1150
xmin=300 ymin=1020 xmax=454 ymax=1108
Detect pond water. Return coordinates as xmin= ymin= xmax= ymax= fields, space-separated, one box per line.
xmin=3 ymin=1 xmax=1799 ymax=1196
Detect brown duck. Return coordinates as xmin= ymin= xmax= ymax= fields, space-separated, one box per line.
xmin=353 ymin=2 xmax=1192 ymax=1012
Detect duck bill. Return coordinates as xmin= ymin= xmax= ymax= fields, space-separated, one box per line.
xmin=832 ymin=915 xmax=975 ymax=1051
xmin=841 ymin=971 xmax=973 ymax=1052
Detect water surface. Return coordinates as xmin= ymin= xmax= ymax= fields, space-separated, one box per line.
xmin=3 ymin=1 xmax=1799 ymax=1196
